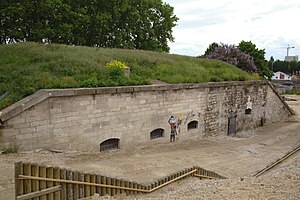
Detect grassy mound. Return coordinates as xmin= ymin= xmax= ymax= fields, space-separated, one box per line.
xmin=0 ymin=42 xmax=259 ymax=109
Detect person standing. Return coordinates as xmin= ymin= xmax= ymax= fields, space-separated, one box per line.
xmin=168 ymin=116 xmax=177 ymax=142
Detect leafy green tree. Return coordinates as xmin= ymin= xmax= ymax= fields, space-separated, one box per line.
xmin=0 ymin=0 xmax=27 ymax=43
xmin=238 ymin=41 xmax=272 ymax=79
xmin=269 ymin=59 xmax=300 ymax=75
xmin=268 ymin=56 xmax=275 ymax=72
xmin=0 ymin=0 xmax=178 ymax=52
xmin=0 ymin=0 xmax=74 ymax=44
xmin=204 ymin=42 xmax=219 ymax=56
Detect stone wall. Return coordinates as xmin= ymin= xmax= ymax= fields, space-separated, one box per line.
xmin=0 ymin=81 xmax=293 ymax=151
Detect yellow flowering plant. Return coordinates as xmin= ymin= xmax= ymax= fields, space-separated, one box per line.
xmin=105 ymin=60 xmax=128 ymax=69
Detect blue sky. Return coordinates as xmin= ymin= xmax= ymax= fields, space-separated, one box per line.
xmin=163 ymin=0 xmax=300 ymax=61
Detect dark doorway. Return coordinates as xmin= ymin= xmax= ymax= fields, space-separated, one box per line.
xmin=100 ymin=138 xmax=119 ymax=152
xmin=228 ymin=111 xmax=237 ymax=136
xmin=150 ymin=128 xmax=164 ymax=140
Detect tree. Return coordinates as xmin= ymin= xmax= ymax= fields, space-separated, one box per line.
xmin=0 ymin=0 xmax=75 ymax=44
xmin=207 ymin=43 xmax=257 ymax=72
xmin=0 ymin=0 xmax=27 ymax=44
xmin=268 ymin=56 xmax=275 ymax=72
xmin=268 ymin=59 xmax=300 ymax=75
xmin=0 ymin=0 xmax=178 ymax=52
xmin=204 ymin=42 xmax=219 ymax=56
xmin=238 ymin=41 xmax=272 ymax=79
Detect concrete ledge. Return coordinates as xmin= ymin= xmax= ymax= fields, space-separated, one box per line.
xmin=96 ymin=87 xmax=117 ymax=94
xmin=0 ymin=81 xmax=269 ymax=123
xmin=116 ymin=87 xmax=134 ymax=93
xmin=0 ymin=90 xmax=49 ymax=122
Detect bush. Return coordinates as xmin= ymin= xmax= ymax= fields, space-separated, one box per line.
xmin=108 ymin=67 xmax=125 ymax=79
xmin=207 ymin=43 xmax=257 ymax=72
xmin=82 ymin=74 xmax=99 ymax=87
xmin=105 ymin=60 xmax=128 ymax=70
xmin=1 ymin=141 xmax=20 ymax=154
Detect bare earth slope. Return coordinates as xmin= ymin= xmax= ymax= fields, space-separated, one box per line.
xmin=1 ymin=95 xmax=299 ymax=200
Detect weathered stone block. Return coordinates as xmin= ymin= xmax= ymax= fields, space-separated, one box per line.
xmin=36 ymin=124 xmax=54 ymax=132
xmin=30 ymin=120 xmax=50 ymax=127
xmin=20 ymin=127 xmax=37 ymax=134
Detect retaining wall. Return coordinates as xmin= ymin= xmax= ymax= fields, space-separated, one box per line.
xmin=0 ymin=81 xmax=293 ymax=151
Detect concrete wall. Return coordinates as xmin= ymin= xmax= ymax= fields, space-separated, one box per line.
xmin=0 ymin=81 xmax=293 ymax=151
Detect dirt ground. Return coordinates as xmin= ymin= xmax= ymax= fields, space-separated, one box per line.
xmin=1 ymin=95 xmax=299 ymax=200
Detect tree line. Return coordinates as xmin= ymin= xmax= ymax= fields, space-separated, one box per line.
xmin=0 ymin=0 xmax=178 ymax=52
xmin=267 ymin=57 xmax=300 ymax=75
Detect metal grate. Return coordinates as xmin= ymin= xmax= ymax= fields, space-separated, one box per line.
xmin=150 ymin=128 xmax=164 ymax=140
xmin=187 ymin=121 xmax=198 ymax=130
xmin=100 ymin=138 xmax=119 ymax=152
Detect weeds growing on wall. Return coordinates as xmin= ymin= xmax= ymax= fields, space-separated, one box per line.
xmin=1 ymin=141 xmax=20 ymax=154
xmin=0 ymin=42 xmax=260 ymax=110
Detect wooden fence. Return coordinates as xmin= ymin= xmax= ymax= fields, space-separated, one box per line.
xmin=15 ymin=161 xmax=226 ymax=200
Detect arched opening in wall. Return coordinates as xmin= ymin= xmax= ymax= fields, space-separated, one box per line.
xmin=187 ymin=120 xmax=198 ymax=130
xmin=150 ymin=128 xmax=164 ymax=140
xmin=100 ymin=138 xmax=119 ymax=152
xmin=245 ymin=108 xmax=252 ymax=115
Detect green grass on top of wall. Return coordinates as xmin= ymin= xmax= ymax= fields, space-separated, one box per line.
xmin=0 ymin=42 xmax=260 ymax=110
xmin=284 ymin=90 xmax=300 ymax=95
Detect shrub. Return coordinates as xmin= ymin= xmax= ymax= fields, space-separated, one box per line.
xmin=1 ymin=141 xmax=20 ymax=154
xmin=105 ymin=60 xmax=128 ymax=70
xmin=207 ymin=43 xmax=257 ymax=72
xmin=108 ymin=67 xmax=125 ymax=79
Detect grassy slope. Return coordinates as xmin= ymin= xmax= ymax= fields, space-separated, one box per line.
xmin=0 ymin=42 xmax=259 ymax=110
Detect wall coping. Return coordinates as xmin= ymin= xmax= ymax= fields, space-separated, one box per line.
xmin=0 ymin=80 xmax=276 ymax=123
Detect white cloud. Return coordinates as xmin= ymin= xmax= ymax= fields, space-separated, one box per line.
xmin=164 ymin=0 xmax=300 ymax=60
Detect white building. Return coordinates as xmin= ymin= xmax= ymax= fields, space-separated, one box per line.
xmin=285 ymin=55 xmax=298 ymax=62
xmin=272 ymin=71 xmax=291 ymax=80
